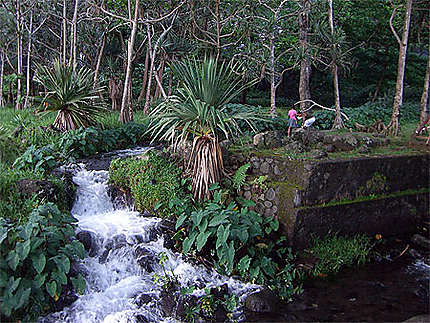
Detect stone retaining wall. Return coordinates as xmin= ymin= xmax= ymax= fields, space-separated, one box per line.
xmin=229 ymin=153 xmax=430 ymax=248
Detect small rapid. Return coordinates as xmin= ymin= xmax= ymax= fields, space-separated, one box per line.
xmin=39 ymin=149 xmax=259 ymax=323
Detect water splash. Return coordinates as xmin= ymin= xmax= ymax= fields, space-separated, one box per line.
xmin=40 ymin=150 xmax=259 ymax=323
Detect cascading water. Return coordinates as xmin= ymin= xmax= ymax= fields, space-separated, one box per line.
xmin=39 ymin=148 xmax=259 ymax=323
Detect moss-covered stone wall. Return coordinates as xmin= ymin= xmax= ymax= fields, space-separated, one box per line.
xmin=229 ymin=153 xmax=430 ymax=248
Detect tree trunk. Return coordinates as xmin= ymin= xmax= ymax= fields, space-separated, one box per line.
xmin=298 ymin=0 xmax=312 ymax=112
xmin=62 ymin=0 xmax=67 ymax=64
xmin=144 ymin=24 xmax=154 ymax=114
xmin=387 ymin=0 xmax=413 ymax=136
xmin=269 ymin=34 xmax=276 ymax=116
xmin=329 ymin=0 xmax=343 ymax=129
xmin=15 ymin=0 xmax=23 ymax=110
xmin=119 ymin=0 xmax=139 ymax=123
xmin=154 ymin=56 xmax=166 ymax=99
xmin=137 ymin=48 xmax=150 ymax=102
xmin=70 ymin=0 xmax=79 ymax=69
xmin=24 ymin=9 xmax=33 ymax=109
xmin=0 ymin=50 xmax=4 ymax=108
xmin=93 ymin=34 xmax=106 ymax=89
xmin=419 ymin=39 xmax=430 ymax=124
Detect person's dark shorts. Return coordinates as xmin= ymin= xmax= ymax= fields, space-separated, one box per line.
xmin=288 ymin=119 xmax=298 ymax=127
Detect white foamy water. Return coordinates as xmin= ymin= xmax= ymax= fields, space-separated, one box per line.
xmin=40 ymin=150 xmax=259 ymax=323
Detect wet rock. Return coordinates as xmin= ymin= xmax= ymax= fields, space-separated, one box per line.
xmin=134 ymin=246 xmax=158 ymax=272
xmin=76 ymin=230 xmax=98 ymax=257
xmin=411 ymin=234 xmax=430 ymax=250
xmin=265 ymin=188 xmax=276 ymax=201
xmin=324 ymin=134 xmax=359 ymax=151
xmin=160 ymin=282 xmax=178 ymax=317
xmin=17 ymin=179 xmax=75 ymax=210
xmin=135 ymin=314 xmax=149 ymax=323
xmin=245 ymin=288 xmax=280 ymax=313
xmin=135 ymin=293 xmax=153 ymax=307
xmin=403 ymin=314 xmax=430 ymax=322
xmin=408 ymin=249 xmax=422 ymax=259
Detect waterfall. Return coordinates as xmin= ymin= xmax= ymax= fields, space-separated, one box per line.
xmin=39 ymin=149 xmax=259 ymax=323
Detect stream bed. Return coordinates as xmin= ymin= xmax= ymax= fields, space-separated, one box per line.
xmin=40 ymin=148 xmax=429 ymax=322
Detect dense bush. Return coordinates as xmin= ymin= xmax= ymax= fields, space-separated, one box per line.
xmin=175 ymin=190 xmax=302 ymax=300
xmin=14 ymin=122 xmax=150 ymax=175
xmin=312 ymin=102 xmax=421 ymax=130
xmin=109 ymin=151 xmax=184 ymax=217
xmin=0 ymin=203 xmax=86 ymax=321
xmin=0 ymin=166 xmax=70 ymax=222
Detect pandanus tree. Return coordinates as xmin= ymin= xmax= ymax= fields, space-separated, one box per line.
xmin=147 ymin=57 xmax=263 ymax=201
xmin=34 ymin=61 xmax=105 ymax=131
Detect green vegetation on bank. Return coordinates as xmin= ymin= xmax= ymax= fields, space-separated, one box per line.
xmin=109 ymin=152 xmax=184 ymax=217
xmin=0 ymin=204 xmax=86 ymax=321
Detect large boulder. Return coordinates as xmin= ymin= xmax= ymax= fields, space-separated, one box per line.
xmin=253 ymin=131 xmax=283 ymax=149
xmin=323 ymin=133 xmax=359 ymax=151
xmin=244 ymin=288 xmax=280 ymax=313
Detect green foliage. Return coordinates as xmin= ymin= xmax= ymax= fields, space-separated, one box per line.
xmin=34 ymin=61 xmax=105 ymax=131
xmin=313 ymin=101 xmax=421 ymax=130
xmin=307 ymin=233 xmax=372 ymax=277
xmin=175 ymin=191 xmax=302 ymax=300
xmin=0 ymin=203 xmax=86 ymax=321
xmin=13 ymin=122 xmax=149 ymax=174
xmin=109 ymin=151 xmax=184 ymax=217
xmin=232 ymin=163 xmax=250 ymax=192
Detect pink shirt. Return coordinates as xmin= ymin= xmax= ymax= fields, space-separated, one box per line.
xmin=288 ymin=109 xmax=297 ymax=120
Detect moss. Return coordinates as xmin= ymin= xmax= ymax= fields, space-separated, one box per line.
xmin=297 ymin=187 xmax=430 ymax=210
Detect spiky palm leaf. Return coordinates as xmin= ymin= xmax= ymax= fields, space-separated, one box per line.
xmin=34 ymin=61 xmax=105 ymax=131
xmin=147 ymin=57 xmax=266 ymax=200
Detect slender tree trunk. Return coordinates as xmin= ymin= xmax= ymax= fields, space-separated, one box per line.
xmin=387 ymin=0 xmax=413 ymax=136
xmin=0 ymin=50 xmax=4 ymax=108
xmin=328 ymin=0 xmax=343 ymax=129
xmin=24 ymin=9 xmax=33 ymax=109
xmin=15 ymin=0 xmax=23 ymax=110
xmin=154 ymin=56 xmax=166 ymax=99
xmin=269 ymin=33 xmax=276 ymax=116
xmin=119 ymin=0 xmax=139 ymax=123
xmin=215 ymin=0 xmax=221 ymax=60
xmin=93 ymin=33 xmax=106 ymax=89
xmin=144 ymin=25 xmax=154 ymax=113
xmin=62 ymin=0 xmax=67 ymax=64
xmin=299 ymin=0 xmax=312 ymax=112
xmin=419 ymin=38 xmax=430 ymax=124
xmin=138 ymin=48 xmax=150 ymax=102
xmin=70 ymin=0 xmax=79 ymax=69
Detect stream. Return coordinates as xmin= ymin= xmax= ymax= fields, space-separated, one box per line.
xmin=39 ymin=148 xmax=429 ymax=322
xmin=39 ymin=148 xmax=259 ymax=323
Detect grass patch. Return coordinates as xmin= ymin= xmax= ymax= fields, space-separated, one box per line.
xmin=305 ymin=233 xmax=373 ymax=277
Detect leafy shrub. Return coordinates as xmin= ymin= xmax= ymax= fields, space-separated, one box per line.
xmin=0 ymin=203 xmax=86 ymax=321
xmin=307 ymin=233 xmax=372 ymax=277
xmin=109 ymin=151 xmax=184 ymax=217
xmin=313 ymin=101 xmax=421 ymax=130
xmin=13 ymin=122 xmax=150 ymax=174
xmin=175 ymin=190 xmax=302 ymax=300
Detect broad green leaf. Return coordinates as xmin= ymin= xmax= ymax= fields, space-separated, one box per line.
xmin=0 ymin=270 xmax=7 ymax=287
xmin=196 ymin=231 xmax=211 ymax=252
xmin=0 ymin=226 xmax=8 ymax=244
xmin=216 ymin=225 xmax=225 ymax=250
xmin=71 ymin=274 xmax=86 ymax=295
xmin=33 ymin=273 xmax=47 ymax=289
xmin=7 ymin=251 xmax=20 ymax=271
xmin=226 ymin=241 xmax=235 ymax=274
xmin=15 ymin=287 xmax=31 ymax=310
xmin=208 ymin=214 xmax=228 ymax=227
xmin=46 ymin=281 xmax=57 ymax=298
xmin=198 ymin=218 xmax=208 ymax=233
xmin=8 ymin=277 xmax=21 ymax=293
xmin=32 ymin=253 xmax=46 ymax=274
xmin=238 ymin=256 xmax=251 ymax=273
xmin=17 ymin=240 xmax=31 ymax=261
xmin=175 ymin=214 xmax=188 ymax=229
xmin=183 ymin=231 xmax=198 ymax=254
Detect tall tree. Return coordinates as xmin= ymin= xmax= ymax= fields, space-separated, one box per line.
xmin=298 ymin=0 xmax=312 ymax=111
xmin=328 ymin=0 xmax=343 ymax=129
xmin=386 ymin=0 xmax=414 ymax=136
